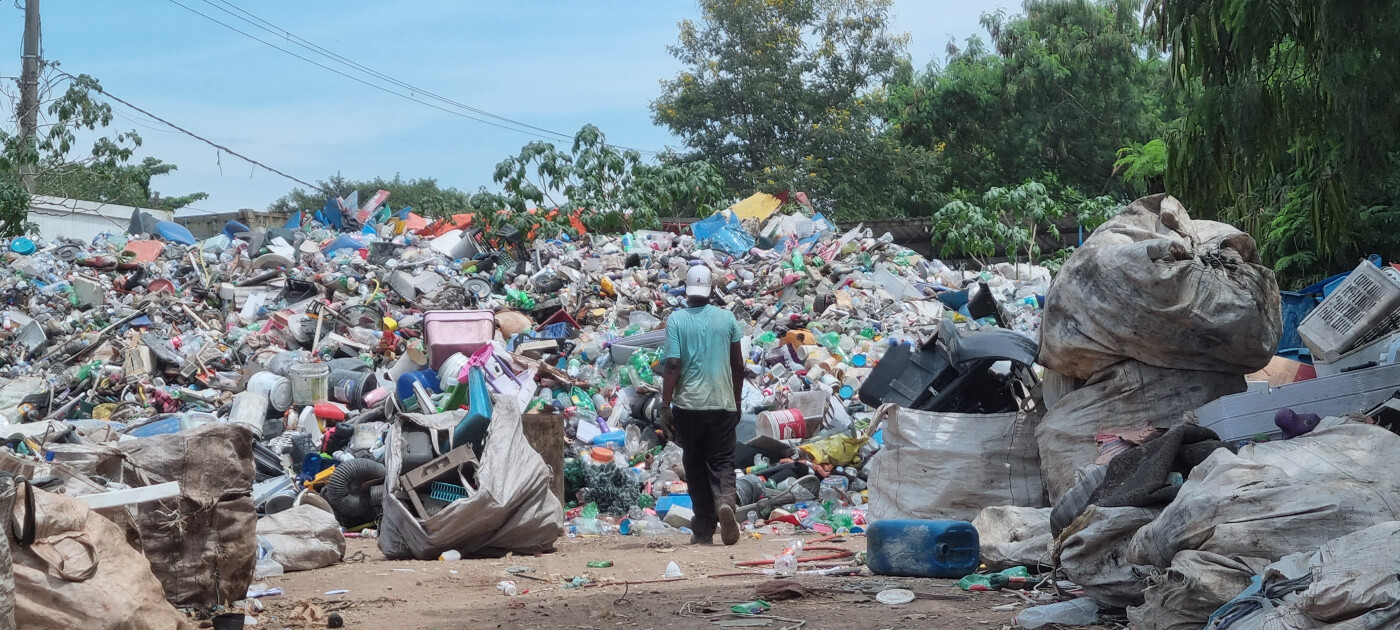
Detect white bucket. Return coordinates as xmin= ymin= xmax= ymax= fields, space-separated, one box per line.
xmin=229 ymin=391 xmax=269 ymax=439
xmin=757 ymin=409 xmax=806 ymax=440
xmin=438 ymin=352 xmax=470 ymax=390
xmin=247 ymin=371 xmax=293 ymax=412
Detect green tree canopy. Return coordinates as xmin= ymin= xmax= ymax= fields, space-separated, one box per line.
xmin=1158 ymin=0 xmax=1400 ymax=284
xmin=653 ymin=0 xmax=937 ymax=220
xmin=887 ymin=0 xmax=1173 ymax=198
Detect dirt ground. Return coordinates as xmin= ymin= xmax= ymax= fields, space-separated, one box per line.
xmin=252 ymin=533 xmax=1118 ymax=630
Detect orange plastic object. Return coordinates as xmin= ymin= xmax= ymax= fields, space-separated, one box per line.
xmin=783 ymin=330 xmax=817 ymax=348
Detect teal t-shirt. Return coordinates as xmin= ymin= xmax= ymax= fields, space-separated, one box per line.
xmin=664 ymin=305 xmax=741 ymax=411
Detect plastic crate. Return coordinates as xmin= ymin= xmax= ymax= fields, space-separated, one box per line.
xmin=429 ymin=482 xmax=469 ymax=503
xmin=1298 ymin=261 xmax=1400 ymax=362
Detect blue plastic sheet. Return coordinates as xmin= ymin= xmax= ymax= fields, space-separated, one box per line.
xmin=322 ymin=234 xmax=364 ymax=254
xmin=321 ymin=198 xmax=343 ymax=230
xmin=692 ymin=212 xmax=757 ymax=256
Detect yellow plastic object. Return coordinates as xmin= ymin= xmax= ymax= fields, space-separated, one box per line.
xmin=600 ymin=276 xmax=616 ymax=297
xmin=381 ymin=317 xmax=398 ymax=332
xmin=307 ymin=465 xmax=337 ymax=490
xmin=798 ymin=434 xmax=869 ymax=467
xmin=728 ymin=192 xmax=784 ymax=222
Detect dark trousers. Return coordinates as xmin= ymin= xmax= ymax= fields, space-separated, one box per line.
xmin=671 ymin=408 xmax=740 ymax=538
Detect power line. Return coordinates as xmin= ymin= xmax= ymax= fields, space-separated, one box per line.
xmin=55 ymin=70 xmax=329 ymax=194
xmin=163 ymin=0 xmax=655 ymax=154
xmin=203 ymin=0 xmax=577 ymax=143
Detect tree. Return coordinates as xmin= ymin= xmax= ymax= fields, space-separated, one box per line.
xmin=887 ymin=0 xmax=1173 ymax=197
xmin=0 ymin=72 xmax=204 ymax=235
xmin=1157 ymin=0 xmax=1400 ymax=285
xmin=931 ymin=179 xmax=1117 ymax=266
xmin=269 ymin=174 xmax=487 ymax=219
xmin=492 ymin=124 xmax=729 ymax=234
xmin=653 ymin=0 xmax=931 ymax=218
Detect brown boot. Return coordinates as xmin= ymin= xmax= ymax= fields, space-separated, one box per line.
xmin=718 ymin=503 xmax=740 ymax=546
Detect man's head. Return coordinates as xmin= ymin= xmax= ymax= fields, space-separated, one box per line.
xmin=685 ymin=264 xmax=712 ymax=307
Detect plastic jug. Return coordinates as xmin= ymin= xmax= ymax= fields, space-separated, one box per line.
xmin=865 ymin=519 xmax=979 ymax=578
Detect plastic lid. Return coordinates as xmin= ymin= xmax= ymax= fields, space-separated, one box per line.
xmin=590 ymin=447 xmax=614 ymax=463
xmin=875 ymin=589 xmax=915 ymax=605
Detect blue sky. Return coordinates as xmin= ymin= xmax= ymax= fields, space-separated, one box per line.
xmin=1 ymin=1 xmax=1010 ymax=216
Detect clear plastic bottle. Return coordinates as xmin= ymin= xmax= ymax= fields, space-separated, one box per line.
xmin=1013 ymin=598 xmax=1098 ymax=628
xmin=774 ymin=539 xmax=803 ymax=574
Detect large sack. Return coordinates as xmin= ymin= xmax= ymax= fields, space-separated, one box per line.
xmin=1039 ymin=193 xmax=1281 ymax=380
xmin=118 ymin=423 xmax=257 ymax=607
xmin=1054 ymin=505 xmax=1158 ymax=608
xmin=11 ymin=480 xmax=192 ymax=630
xmin=379 ymin=395 xmax=564 ymax=559
xmin=255 ymin=504 xmax=344 ymax=572
xmin=1038 ymin=361 xmax=1245 ymax=502
xmin=1203 ymin=521 xmax=1400 ymax=630
xmin=1129 ymin=423 xmax=1400 ymax=569
xmin=1127 ymin=551 xmax=1268 ymax=630
xmin=867 ymin=403 xmax=1046 ymax=523
xmin=972 ymin=506 xmax=1052 ymax=571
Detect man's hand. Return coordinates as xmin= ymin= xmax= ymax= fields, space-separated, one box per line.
xmin=657 ymin=404 xmax=675 ymax=442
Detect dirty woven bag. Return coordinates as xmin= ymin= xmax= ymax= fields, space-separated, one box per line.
xmin=117 ymin=423 xmax=257 ymax=607
xmin=1038 ymin=361 xmax=1244 ymax=502
xmin=1129 ymin=423 xmax=1400 ymax=569
xmin=1201 ymin=521 xmax=1400 ymax=630
xmin=11 ymin=481 xmax=192 ymax=630
xmin=1126 ymin=551 xmax=1269 ymax=630
xmin=1054 ymin=505 xmax=1158 ymax=608
xmin=1039 ymin=193 xmax=1281 ymax=380
xmin=972 ymin=506 xmax=1052 ymax=571
xmin=379 ymin=395 xmax=564 ymax=559
xmin=255 ymin=504 xmax=345 ymax=572
xmin=866 ymin=403 xmax=1046 ymax=523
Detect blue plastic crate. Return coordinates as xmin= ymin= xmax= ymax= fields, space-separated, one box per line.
xmin=429 ymin=482 xmax=469 ymax=503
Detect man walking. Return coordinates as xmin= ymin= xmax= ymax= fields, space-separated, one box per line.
xmin=659 ymin=264 xmax=745 ymax=546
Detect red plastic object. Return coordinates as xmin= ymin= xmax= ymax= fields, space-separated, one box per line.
xmin=313 ymin=402 xmax=347 ymax=422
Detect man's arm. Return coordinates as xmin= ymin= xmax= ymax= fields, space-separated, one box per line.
xmin=661 ymin=358 xmax=681 ymax=407
xmin=730 ymin=341 xmax=744 ymax=413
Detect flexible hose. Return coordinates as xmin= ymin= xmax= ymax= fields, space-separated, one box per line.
xmin=321 ymin=458 xmax=386 ymax=527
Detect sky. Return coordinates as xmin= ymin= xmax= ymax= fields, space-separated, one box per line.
xmin=0 ymin=0 xmax=1012 ymax=216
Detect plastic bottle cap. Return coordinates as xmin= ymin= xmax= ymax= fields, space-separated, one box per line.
xmin=875 ymin=589 xmax=915 ymax=605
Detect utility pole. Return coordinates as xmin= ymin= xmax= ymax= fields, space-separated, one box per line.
xmin=17 ymin=0 xmax=42 ymax=193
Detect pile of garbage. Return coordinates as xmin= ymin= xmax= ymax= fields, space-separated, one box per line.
xmin=7 ymin=188 xmax=1400 ymax=629
xmin=0 ymin=189 xmax=1052 ymax=626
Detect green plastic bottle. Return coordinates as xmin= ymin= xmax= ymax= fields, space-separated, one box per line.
xmin=791 ymin=251 xmax=806 ymax=272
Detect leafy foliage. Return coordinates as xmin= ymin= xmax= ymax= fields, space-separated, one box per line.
xmin=269 ymin=174 xmax=496 ymax=219
xmin=932 ymin=180 xmax=1119 ymax=265
xmin=491 ymin=125 xmax=729 ymax=235
xmin=653 ymin=0 xmax=936 ymax=218
xmin=1113 ymin=139 xmax=1168 ymax=196
xmin=887 ymin=0 xmax=1173 ymax=197
xmin=0 ymin=73 xmax=204 ymax=235
xmin=1159 ymin=0 xmax=1400 ymax=285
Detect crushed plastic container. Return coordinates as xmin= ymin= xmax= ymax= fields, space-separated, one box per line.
xmin=423 ymin=310 xmax=495 ymax=370
xmin=865 ymin=519 xmax=979 ymax=578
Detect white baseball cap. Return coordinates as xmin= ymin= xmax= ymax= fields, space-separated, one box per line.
xmin=685 ymin=265 xmax=712 ymax=297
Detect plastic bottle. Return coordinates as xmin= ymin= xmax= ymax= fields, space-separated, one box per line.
xmin=1013 ymin=598 xmax=1098 ymax=628
xmin=774 ymin=539 xmax=803 ymax=574
xmin=497 ymin=581 xmax=519 ymax=596
xmin=439 ymin=550 xmax=462 ymax=561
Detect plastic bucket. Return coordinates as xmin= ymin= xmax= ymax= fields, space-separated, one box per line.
xmin=437 ymin=352 xmax=470 ymax=390
xmin=396 ymin=370 xmax=441 ymax=405
xmin=329 ymin=369 xmax=372 ymax=408
xmin=289 ymin=363 xmax=329 ymax=406
xmin=229 ymin=391 xmax=270 ymax=439
xmin=756 ymin=409 xmax=806 ymax=440
xmin=247 ymin=371 xmax=293 ymax=411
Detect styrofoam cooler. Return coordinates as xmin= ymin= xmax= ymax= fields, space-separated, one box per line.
xmin=423 ymin=310 xmax=495 ymax=370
